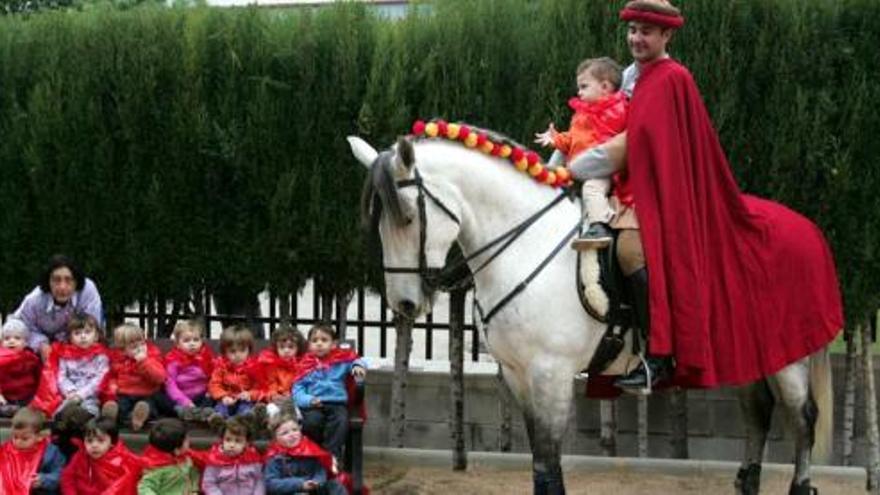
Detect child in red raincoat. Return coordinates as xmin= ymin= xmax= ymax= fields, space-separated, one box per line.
xmin=0 ymin=319 xmax=41 ymax=417
xmin=257 ymin=324 xmax=307 ymax=423
xmin=201 ymin=417 xmax=265 ymax=495
xmin=0 ymin=406 xmax=65 ymax=495
xmin=207 ymin=325 xmax=265 ymax=429
xmin=60 ymin=417 xmax=141 ymax=495
xmin=534 ymin=57 xmax=628 ymax=249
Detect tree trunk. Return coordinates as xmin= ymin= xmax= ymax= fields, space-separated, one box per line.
xmin=843 ymin=326 xmax=858 ymax=466
xmin=860 ymin=322 xmax=880 ymax=492
xmin=496 ymin=367 xmax=514 ymax=452
xmin=448 ymin=288 xmax=467 ymax=470
xmin=213 ymin=286 xmax=263 ymax=336
xmin=279 ymin=293 xmax=292 ymax=323
xmin=599 ymin=400 xmax=617 ymax=457
xmin=321 ymin=289 xmax=334 ymax=325
xmin=336 ymin=292 xmax=351 ymax=341
xmin=668 ymin=388 xmax=689 ymax=459
xmin=637 ymin=395 xmax=648 ymax=457
xmin=390 ymin=314 xmax=414 ymax=447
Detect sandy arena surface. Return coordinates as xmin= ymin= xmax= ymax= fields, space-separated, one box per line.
xmin=364 ymin=462 xmax=865 ymax=494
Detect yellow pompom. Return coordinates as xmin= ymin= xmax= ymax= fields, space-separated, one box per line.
xmin=481 ymin=141 xmax=495 ymax=154
xmin=464 ymin=133 xmax=479 ymax=148
xmin=545 ymin=171 xmax=557 ymax=184
xmin=446 ymin=123 xmax=460 ymax=139
xmin=555 ymin=167 xmax=571 ymax=182
xmin=499 ymin=145 xmax=512 ymax=158
xmin=425 ymin=122 xmax=439 ymax=137
xmin=515 ymin=158 xmax=529 ymax=171
xmin=528 ymin=164 xmax=544 ymax=177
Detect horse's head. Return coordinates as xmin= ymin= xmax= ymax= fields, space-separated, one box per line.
xmin=349 ymin=135 xmax=461 ymax=319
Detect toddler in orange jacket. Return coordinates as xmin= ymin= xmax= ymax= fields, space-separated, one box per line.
xmin=207 ymin=325 xmax=265 ymax=429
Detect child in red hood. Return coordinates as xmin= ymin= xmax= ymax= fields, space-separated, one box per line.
xmin=257 ymin=324 xmax=307 ymax=423
xmin=60 ymin=417 xmax=141 ymax=495
xmin=535 ymin=57 xmax=628 ymax=250
xmin=201 ymin=417 xmax=265 ymax=495
xmin=263 ymin=414 xmax=346 ymax=495
xmin=0 ymin=319 xmax=41 ymax=417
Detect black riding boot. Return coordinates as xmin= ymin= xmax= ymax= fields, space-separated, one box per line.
xmin=614 ymin=268 xmax=673 ymax=390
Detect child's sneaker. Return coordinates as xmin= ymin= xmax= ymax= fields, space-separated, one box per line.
xmin=101 ymin=400 xmax=119 ymax=423
xmin=571 ymin=222 xmax=613 ymax=250
xmin=131 ymin=401 xmax=150 ymax=431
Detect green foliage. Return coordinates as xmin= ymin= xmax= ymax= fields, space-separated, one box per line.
xmin=0 ymin=0 xmax=876 ymax=323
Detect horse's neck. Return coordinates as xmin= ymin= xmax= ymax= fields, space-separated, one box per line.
xmin=416 ymin=141 xmax=580 ymax=296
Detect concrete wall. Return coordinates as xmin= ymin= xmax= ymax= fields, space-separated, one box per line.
xmin=362 ymin=354 xmax=875 ymax=465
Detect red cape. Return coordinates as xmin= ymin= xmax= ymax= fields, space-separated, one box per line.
xmin=0 ymin=347 xmax=41 ymax=401
xmin=139 ymin=444 xmax=206 ymax=471
xmin=105 ymin=342 xmax=164 ymax=400
xmin=61 ymin=439 xmax=141 ymax=495
xmin=265 ymin=437 xmax=335 ymax=477
xmin=29 ymin=342 xmax=111 ymax=416
xmin=0 ymin=437 xmax=49 ymax=495
xmin=203 ymin=442 xmax=263 ymax=467
xmin=626 ymin=58 xmax=843 ymax=387
xmin=293 ymin=348 xmax=360 ymax=383
xmin=165 ymin=345 xmax=215 ymax=377
xmin=257 ymin=348 xmax=302 ymax=374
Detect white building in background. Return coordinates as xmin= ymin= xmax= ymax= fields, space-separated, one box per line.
xmin=205 ymin=0 xmax=409 ymax=17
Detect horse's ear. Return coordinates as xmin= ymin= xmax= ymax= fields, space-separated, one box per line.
xmin=396 ymin=136 xmax=415 ymax=169
xmin=347 ymin=136 xmax=379 ymax=169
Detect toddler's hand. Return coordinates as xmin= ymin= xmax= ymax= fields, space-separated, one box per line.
xmin=68 ymin=393 xmax=82 ymax=403
xmin=0 ymin=394 xmax=6 ymax=405
xmin=222 ymin=396 xmax=236 ymax=406
xmin=352 ymin=366 xmax=366 ymax=380
xmin=310 ymin=398 xmax=322 ymax=408
xmin=128 ymin=343 xmax=147 ymax=362
xmin=238 ymin=391 xmax=251 ymax=401
xmin=40 ymin=344 xmax=51 ymax=362
xmin=534 ymin=123 xmax=558 ymax=147
xmin=30 ymin=474 xmax=41 ymax=488
xmin=303 ymin=480 xmax=319 ymax=491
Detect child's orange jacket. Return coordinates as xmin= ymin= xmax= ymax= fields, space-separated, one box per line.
xmin=208 ymin=356 xmax=262 ymax=400
xmin=256 ymin=348 xmax=302 ymax=399
xmin=553 ymin=92 xmax=628 ymax=159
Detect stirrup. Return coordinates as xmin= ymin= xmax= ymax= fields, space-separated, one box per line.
xmin=619 ymin=354 xmax=653 ymax=396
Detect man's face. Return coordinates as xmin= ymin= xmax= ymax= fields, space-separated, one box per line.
xmin=276 ymin=338 xmax=298 ymax=359
xmin=176 ymin=331 xmax=203 ymax=355
xmin=2 ymin=333 xmax=26 ymax=351
xmin=11 ymin=427 xmax=39 ymax=450
xmin=275 ymin=420 xmax=302 ymax=448
xmin=71 ymin=325 xmax=98 ymax=349
xmin=49 ymin=267 xmax=76 ymax=304
xmin=627 ymin=21 xmax=672 ymax=63
xmin=221 ymin=430 xmax=247 ymax=457
xmin=309 ymin=332 xmax=335 ymax=358
xmin=85 ymin=431 xmax=113 ymax=459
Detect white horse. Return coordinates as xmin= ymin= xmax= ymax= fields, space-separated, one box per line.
xmin=348 ymin=133 xmax=833 ymax=495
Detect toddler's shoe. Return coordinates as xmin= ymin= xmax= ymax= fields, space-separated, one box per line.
xmin=131 ymin=401 xmax=150 ymax=431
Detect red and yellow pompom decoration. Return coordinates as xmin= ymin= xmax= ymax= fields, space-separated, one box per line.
xmin=410 ymin=119 xmax=573 ymax=188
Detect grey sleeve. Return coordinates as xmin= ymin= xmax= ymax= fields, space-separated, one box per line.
xmin=567 ymin=147 xmax=617 ymax=181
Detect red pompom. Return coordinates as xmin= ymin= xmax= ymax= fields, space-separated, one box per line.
xmin=437 ymin=120 xmax=449 ymax=137
xmin=511 ymin=148 xmax=525 ymax=162
xmin=526 ymin=151 xmax=540 ymax=165
xmin=536 ymin=168 xmax=549 ymax=182
xmin=459 ymin=126 xmax=471 ymax=140
xmin=412 ymin=120 xmax=426 ymax=136
xmin=491 ymin=144 xmax=503 ymax=156
xmin=476 ymin=133 xmax=488 ymax=146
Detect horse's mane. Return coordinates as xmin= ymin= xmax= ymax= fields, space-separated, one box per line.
xmin=413 ymin=121 xmax=531 ymax=151
xmin=360 ymin=148 xmax=409 ymax=260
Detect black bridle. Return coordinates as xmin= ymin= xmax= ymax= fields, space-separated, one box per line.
xmin=382 ymin=167 xmax=579 ymax=325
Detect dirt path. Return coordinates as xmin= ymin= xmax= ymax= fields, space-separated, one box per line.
xmin=365 ymin=462 xmax=865 ymax=494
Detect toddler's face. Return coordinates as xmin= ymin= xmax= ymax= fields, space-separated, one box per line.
xmin=276 ymin=338 xmax=298 ymax=359
xmin=221 ymin=430 xmax=247 ymax=457
xmin=123 ymin=340 xmax=147 ymax=359
xmin=71 ymin=325 xmax=98 ymax=349
xmin=176 ymin=330 xmax=203 ymax=355
xmin=309 ymin=332 xmax=335 ymax=358
xmin=11 ymin=427 xmax=39 ymax=450
xmin=275 ymin=420 xmax=302 ymax=448
xmin=226 ymin=345 xmax=249 ymax=365
xmin=1 ymin=333 xmax=26 ymax=351
xmin=577 ymin=71 xmax=613 ymax=103
xmin=85 ymin=430 xmax=113 ymax=459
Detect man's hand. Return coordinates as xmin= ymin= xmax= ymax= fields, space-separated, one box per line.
xmin=222 ymin=396 xmax=236 ymax=406
xmin=534 ymin=123 xmax=558 ymax=147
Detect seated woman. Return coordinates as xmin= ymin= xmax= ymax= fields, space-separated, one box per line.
xmin=12 ymin=254 xmax=104 ymax=360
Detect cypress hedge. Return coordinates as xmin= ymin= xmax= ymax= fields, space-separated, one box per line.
xmin=0 ymin=0 xmax=876 ymax=325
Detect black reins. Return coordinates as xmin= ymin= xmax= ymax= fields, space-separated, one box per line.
xmin=382 ymin=167 xmax=578 ymax=326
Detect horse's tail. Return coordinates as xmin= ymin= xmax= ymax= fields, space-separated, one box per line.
xmin=810 ymin=346 xmax=833 ymax=464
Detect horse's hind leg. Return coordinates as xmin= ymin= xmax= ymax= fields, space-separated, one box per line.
xmin=767 ymin=359 xmax=818 ymax=495
xmin=736 ymin=379 xmax=775 ymax=495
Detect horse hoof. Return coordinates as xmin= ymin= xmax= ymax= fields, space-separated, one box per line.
xmin=788 ymin=479 xmax=817 ymax=495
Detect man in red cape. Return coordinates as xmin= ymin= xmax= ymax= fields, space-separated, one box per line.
xmin=571 ymin=0 xmax=843 ymax=390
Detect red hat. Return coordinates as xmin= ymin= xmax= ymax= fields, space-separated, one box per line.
xmin=620 ymin=0 xmax=685 ymax=29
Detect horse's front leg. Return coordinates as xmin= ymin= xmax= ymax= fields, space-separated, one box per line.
xmin=525 ymin=361 xmax=574 ymax=495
